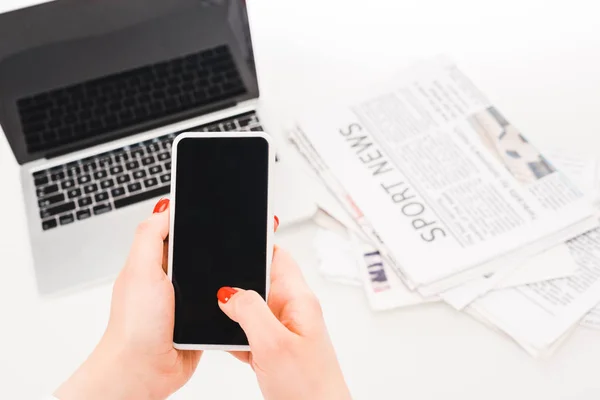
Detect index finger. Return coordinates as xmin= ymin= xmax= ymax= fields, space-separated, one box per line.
xmin=270 ymin=245 xmax=310 ymax=292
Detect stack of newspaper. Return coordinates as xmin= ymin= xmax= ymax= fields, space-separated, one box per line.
xmin=288 ymin=58 xmax=600 ymax=357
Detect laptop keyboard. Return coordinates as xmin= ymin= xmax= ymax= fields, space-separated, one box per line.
xmin=17 ymin=45 xmax=246 ymax=154
xmin=33 ymin=111 xmax=263 ymax=231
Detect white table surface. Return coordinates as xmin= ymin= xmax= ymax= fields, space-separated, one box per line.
xmin=2 ymin=0 xmax=600 ymax=398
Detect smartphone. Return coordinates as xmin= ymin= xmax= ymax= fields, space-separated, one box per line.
xmin=168 ymin=132 xmax=274 ymax=351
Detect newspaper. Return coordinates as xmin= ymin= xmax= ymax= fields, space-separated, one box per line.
xmin=582 ymin=307 xmax=600 ymax=329
xmin=471 ymin=228 xmax=600 ymax=354
xmin=439 ymin=237 xmax=579 ymax=310
xmin=532 ymin=151 xmax=600 ymax=330
xmin=354 ymin=236 xmax=437 ymax=310
xmin=314 ymin=219 xmax=576 ymax=292
xmin=289 ymin=126 xmax=403 ymax=275
xmin=313 ymin=208 xmax=432 ymax=310
xmin=495 ymin=244 xmax=576 ymax=289
xmin=290 ymin=57 xmax=597 ymax=297
xmin=465 ymin=306 xmax=578 ymax=358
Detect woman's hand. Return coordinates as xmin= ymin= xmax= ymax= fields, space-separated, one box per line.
xmin=218 ymin=247 xmax=352 ymax=400
xmin=55 ymin=198 xmax=201 ymax=400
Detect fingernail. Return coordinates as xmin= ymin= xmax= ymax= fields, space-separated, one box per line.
xmin=153 ymin=198 xmax=170 ymax=214
xmin=274 ymin=215 xmax=279 ymax=230
xmin=217 ymin=287 xmax=238 ymax=304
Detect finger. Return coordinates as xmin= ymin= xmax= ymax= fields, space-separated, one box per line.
xmin=126 ymin=198 xmax=170 ymax=275
xmin=268 ymin=247 xmax=325 ymax=335
xmin=218 ymin=288 xmax=289 ymax=349
xmin=228 ymin=350 xmax=250 ymax=364
xmin=270 ymin=245 xmax=309 ymax=290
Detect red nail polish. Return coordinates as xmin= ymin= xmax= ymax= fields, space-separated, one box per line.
xmin=153 ymin=198 xmax=170 ymax=214
xmin=274 ymin=215 xmax=279 ymax=228
xmin=217 ymin=287 xmax=238 ymax=304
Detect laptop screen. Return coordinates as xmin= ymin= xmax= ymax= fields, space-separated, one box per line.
xmin=0 ymin=0 xmax=259 ymax=165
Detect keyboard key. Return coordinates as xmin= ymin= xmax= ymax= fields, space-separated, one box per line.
xmin=160 ymin=174 xmax=171 ymax=184
xmin=61 ymin=179 xmax=75 ymax=190
xmin=94 ymin=170 xmax=108 ymax=180
xmin=111 ymin=187 xmax=126 ymax=197
xmin=82 ymin=162 xmax=97 ymax=172
xmin=250 ymin=127 xmax=262 ymax=131
xmin=165 ymin=162 xmax=171 ymax=171
xmin=42 ymin=218 xmax=58 ymax=231
xmin=223 ymin=121 xmax=236 ymax=131
xmin=67 ymin=188 xmax=82 ymax=199
xmin=38 ymin=193 xmax=65 ymax=208
xmin=100 ymin=179 xmax=114 ymax=189
xmin=84 ymin=183 xmax=98 ymax=194
xmin=110 ymin=166 xmax=124 ymax=175
xmin=133 ymin=170 xmax=147 ymax=179
xmin=40 ymin=201 xmax=75 ymax=219
xmin=116 ymin=174 xmax=131 ymax=184
xmin=148 ymin=142 xmax=160 ymax=153
xmin=95 ymin=192 xmax=109 ymax=202
xmin=78 ymin=175 xmax=91 ymax=185
xmin=78 ymin=197 xmax=92 ymax=207
xmin=128 ymin=182 xmax=142 ymax=192
xmin=157 ymin=152 xmax=170 ymax=161
xmin=51 ymin=171 xmax=66 ymax=181
xmin=142 ymin=156 xmax=155 ymax=166
xmin=37 ymin=184 xmax=59 ymax=197
xmin=34 ymin=175 xmax=49 ymax=186
xmin=77 ymin=209 xmax=92 ymax=220
xmin=59 ymin=213 xmax=75 ymax=225
xmin=149 ymin=165 xmax=163 ymax=175
xmin=67 ymin=166 xmax=82 ymax=177
xmin=131 ymin=149 xmax=144 ymax=158
xmin=239 ymin=116 xmax=252 ymax=127
xmin=115 ymin=185 xmax=170 ymax=209
xmin=93 ymin=203 xmax=113 ymax=216
xmin=98 ymin=156 xmax=113 ymax=167
xmin=126 ymin=161 xmax=140 ymax=170
xmin=114 ymin=153 xmax=129 ymax=162
xmin=33 ymin=170 xmax=47 ymax=178
xmin=144 ymin=177 xmax=158 ymax=188
xmin=161 ymin=141 xmax=171 ymax=150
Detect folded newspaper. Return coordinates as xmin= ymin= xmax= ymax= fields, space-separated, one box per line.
xmin=288 ymin=57 xmax=600 ymax=355
xmin=312 ymin=150 xmax=600 ymax=356
xmin=313 ymin=208 xmax=437 ymax=310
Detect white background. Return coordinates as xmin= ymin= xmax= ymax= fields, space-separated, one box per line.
xmin=1 ymin=0 xmax=600 ymax=398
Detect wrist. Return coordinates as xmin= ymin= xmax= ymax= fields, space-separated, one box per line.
xmin=54 ymin=338 xmax=154 ymax=400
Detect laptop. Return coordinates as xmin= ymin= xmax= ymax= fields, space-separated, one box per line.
xmin=0 ymin=0 xmax=317 ymax=295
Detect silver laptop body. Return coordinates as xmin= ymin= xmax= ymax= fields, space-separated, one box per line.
xmin=0 ymin=0 xmax=316 ymax=295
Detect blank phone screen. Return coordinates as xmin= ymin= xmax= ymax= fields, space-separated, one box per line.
xmin=171 ymin=136 xmax=269 ymax=346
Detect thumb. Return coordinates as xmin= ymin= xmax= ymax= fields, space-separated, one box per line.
xmin=218 ymin=287 xmax=288 ymax=349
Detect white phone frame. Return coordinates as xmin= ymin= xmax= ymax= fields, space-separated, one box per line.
xmin=168 ymin=131 xmax=275 ymax=351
